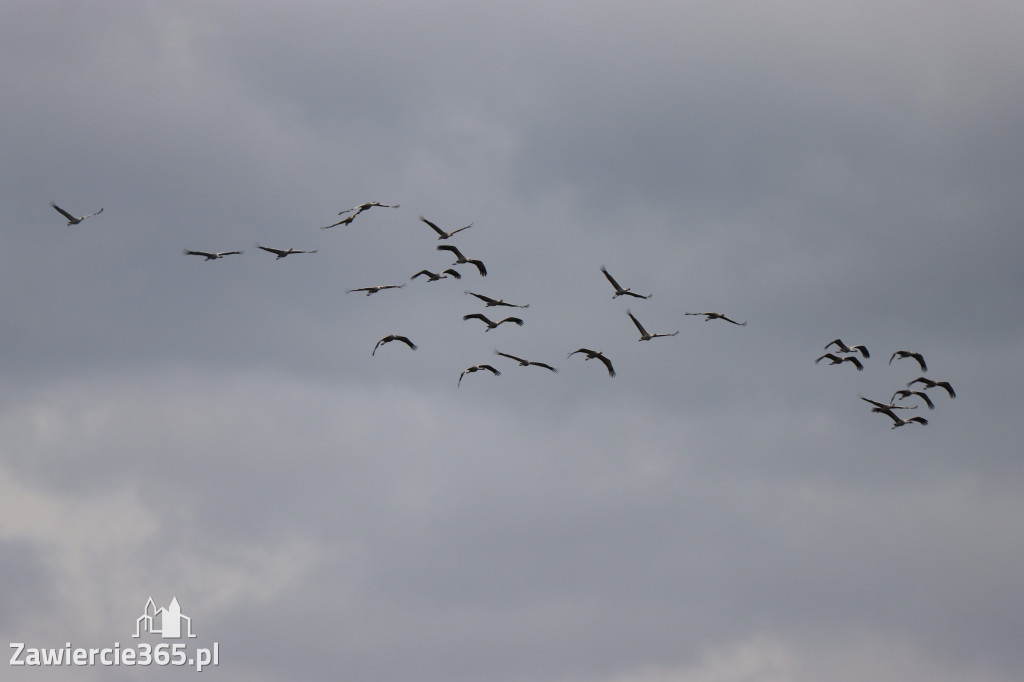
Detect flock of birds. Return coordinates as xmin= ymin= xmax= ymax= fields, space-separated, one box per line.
xmin=50 ymin=199 xmax=957 ymax=431
xmin=815 ymin=338 xmax=958 ymax=429
xmin=200 ymin=201 xmax=750 ymax=385
xmin=50 ymin=198 xmax=752 ymax=389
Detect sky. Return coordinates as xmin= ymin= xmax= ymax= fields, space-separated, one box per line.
xmin=1 ymin=1 xmax=1022 ymax=680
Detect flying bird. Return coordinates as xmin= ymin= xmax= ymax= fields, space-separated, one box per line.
xmin=626 ymin=309 xmax=678 ymax=341
xmin=493 ymin=350 xmax=559 ymax=373
xmin=815 ymin=352 xmax=864 ymax=370
xmin=885 ymin=414 xmax=930 ymax=429
xmin=458 ymin=364 xmax=501 ymax=387
xmin=462 ymin=313 xmax=524 ymax=331
xmin=568 ymin=348 xmax=616 ymax=377
xmin=464 ymin=291 xmax=529 ymax=308
xmin=183 ymin=249 xmax=243 ymax=260
xmin=685 ymin=312 xmax=747 ymax=326
xmin=889 ymin=350 xmax=927 ymax=372
xmin=338 ymin=201 xmax=400 ymax=216
xmin=908 ymin=376 xmax=956 ymax=399
xmin=346 ymin=284 xmax=406 ymax=296
xmin=890 ymin=389 xmax=936 ymax=410
xmin=419 ymin=215 xmax=473 ymax=240
xmin=600 ymin=266 xmax=651 ymax=299
xmin=51 ymin=202 xmax=103 ymax=226
xmin=255 ymin=243 xmax=318 ymax=259
xmin=372 ymin=334 xmax=417 ymax=356
xmin=323 ymin=202 xmax=399 ymax=229
xmin=321 ymin=213 xmax=358 ymax=229
xmin=825 ymin=339 xmax=870 ymax=358
xmin=437 ymin=244 xmax=487 ymax=276
xmin=860 ymin=397 xmax=928 ymax=428
xmin=860 ymin=395 xmax=918 ymax=413
xmin=411 ymin=268 xmax=462 ymax=282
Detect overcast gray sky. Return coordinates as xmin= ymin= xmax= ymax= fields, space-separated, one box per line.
xmin=2 ymin=1 xmax=1022 ymax=680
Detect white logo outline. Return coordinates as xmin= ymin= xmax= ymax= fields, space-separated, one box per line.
xmin=133 ymin=597 xmax=196 ymax=639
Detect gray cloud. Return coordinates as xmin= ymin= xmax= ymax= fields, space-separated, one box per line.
xmin=2 ymin=2 xmax=1022 ymax=681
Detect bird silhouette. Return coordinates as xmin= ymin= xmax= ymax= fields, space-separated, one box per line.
xmin=51 ymin=202 xmax=103 ymax=226
xmin=462 ymin=313 xmax=524 ymax=331
xmin=685 ymin=312 xmax=747 ymax=326
xmin=627 ymin=310 xmax=678 ymax=341
xmin=815 ymin=353 xmax=864 ymax=370
xmin=493 ymin=350 xmax=558 ymax=373
xmin=419 ymin=215 xmax=473 ymax=239
xmin=890 ymin=350 xmax=927 ymax=372
xmin=568 ymin=348 xmax=616 ymax=377
xmin=372 ymin=335 xmax=417 ymax=356
xmin=437 ymin=244 xmax=487 ymax=276
xmin=600 ymin=266 xmax=651 ymax=299
xmin=458 ymin=364 xmax=501 ymax=387
xmin=183 ymin=249 xmax=243 ymax=260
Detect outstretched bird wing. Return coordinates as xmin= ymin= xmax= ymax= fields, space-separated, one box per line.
xmin=594 ymin=353 xmax=616 ymax=376
xmin=437 ymin=244 xmax=465 ymax=259
xmin=419 ymin=215 xmax=447 ymax=237
xmin=627 ymin=310 xmax=649 ymax=336
xmin=466 ymin=291 xmax=499 ymax=305
xmin=529 ymin=361 xmax=559 ymax=373
xmin=394 ymin=335 xmax=417 ymax=350
xmin=322 ymin=214 xmax=356 ymax=229
xmin=50 ymin=202 xmax=77 ymax=221
xmin=600 ymin=266 xmax=623 ymax=291
xmin=493 ymin=350 xmax=528 ymax=364
xmin=255 ymin=243 xmax=286 ymax=256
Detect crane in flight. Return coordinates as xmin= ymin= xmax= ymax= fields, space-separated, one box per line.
xmin=321 ymin=213 xmax=358 ymax=229
xmin=411 ymin=269 xmax=462 ymax=282
xmin=860 ymin=395 xmax=918 ymax=413
xmin=255 ymin=243 xmax=318 ymax=259
xmin=51 ymin=202 xmax=103 ymax=226
xmin=600 ymin=266 xmax=651 ymax=299
xmin=464 ymin=291 xmax=529 ymax=308
xmin=346 ymin=284 xmax=406 ymax=296
xmin=890 ymin=389 xmax=935 ymax=410
xmin=419 ymin=215 xmax=473 ymax=240
xmin=372 ymin=334 xmax=417 ymax=356
xmin=627 ymin=309 xmax=678 ymax=341
xmin=183 ymin=249 xmax=243 ymax=260
xmin=815 ymin=353 xmax=864 ymax=371
xmin=825 ymin=339 xmax=870 ymax=358
xmin=889 ymin=350 xmax=927 ymax=372
xmin=437 ymin=244 xmax=487 ymax=276
xmin=860 ymin=396 xmax=928 ymax=428
xmin=568 ymin=348 xmax=616 ymax=377
xmin=685 ymin=312 xmax=747 ymax=326
xmin=338 ymin=201 xmax=399 ymax=216
xmin=907 ymin=376 xmax=956 ymax=399
xmin=493 ymin=350 xmax=559 ymax=373
xmin=462 ymin=313 xmax=524 ymax=331
xmin=458 ymin=364 xmax=500 ymax=387
xmin=322 ymin=202 xmax=399 ymax=229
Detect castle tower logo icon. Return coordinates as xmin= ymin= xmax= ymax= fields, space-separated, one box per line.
xmin=133 ymin=597 xmax=196 ymax=639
